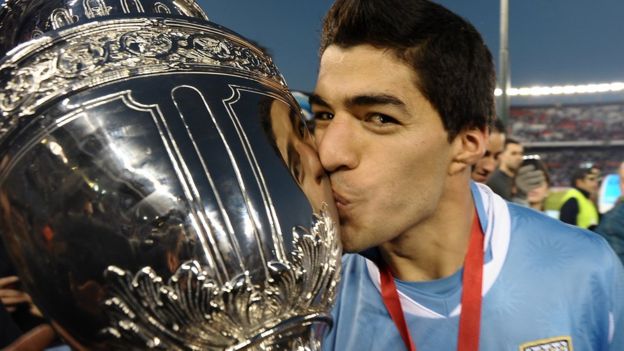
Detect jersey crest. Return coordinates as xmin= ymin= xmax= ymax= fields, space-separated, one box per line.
xmin=519 ymin=336 xmax=572 ymax=351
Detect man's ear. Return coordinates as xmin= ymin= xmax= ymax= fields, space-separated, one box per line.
xmin=449 ymin=127 xmax=487 ymax=175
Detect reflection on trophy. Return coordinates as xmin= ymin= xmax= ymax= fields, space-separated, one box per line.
xmin=0 ymin=1 xmax=341 ymax=349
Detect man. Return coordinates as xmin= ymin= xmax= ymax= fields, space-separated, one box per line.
xmin=596 ymin=161 xmax=624 ymax=263
xmin=486 ymin=138 xmax=522 ymax=199
xmin=559 ymin=166 xmax=601 ymax=230
xmin=486 ymin=138 xmax=544 ymax=203
xmin=471 ymin=119 xmax=505 ymax=183
xmin=310 ymin=0 xmax=624 ymax=350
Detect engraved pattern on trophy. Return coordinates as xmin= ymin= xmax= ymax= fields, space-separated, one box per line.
xmin=0 ymin=86 xmax=338 ymax=349
xmin=222 ymin=85 xmax=291 ymax=263
xmin=50 ymin=8 xmax=79 ymax=30
xmin=103 ymin=208 xmax=339 ymax=350
xmin=121 ymin=0 xmax=145 ymax=13
xmin=120 ymin=30 xmax=175 ymax=57
xmin=31 ymin=28 xmax=45 ymax=39
xmin=0 ymin=1 xmax=209 ymax=58
xmin=165 ymin=85 xmax=244 ymax=284
xmin=153 ymin=2 xmax=172 ymax=14
xmin=84 ymin=0 xmax=113 ymax=18
xmin=0 ymin=19 xmax=284 ymax=127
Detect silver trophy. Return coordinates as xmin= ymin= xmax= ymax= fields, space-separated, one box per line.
xmin=0 ymin=1 xmax=341 ymax=349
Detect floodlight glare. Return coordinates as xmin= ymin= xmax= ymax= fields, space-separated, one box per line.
xmin=495 ymin=81 xmax=624 ymax=97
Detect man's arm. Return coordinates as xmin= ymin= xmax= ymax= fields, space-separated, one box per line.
xmin=559 ymin=198 xmax=579 ymax=225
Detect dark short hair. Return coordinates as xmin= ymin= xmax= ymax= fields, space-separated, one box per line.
xmin=570 ymin=165 xmax=597 ymax=187
xmin=504 ymin=137 xmax=521 ymax=147
xmin=320 ymin=0 xmax=496 ymax=141
xmin=491 ymin=118 xmax=506 ymax=134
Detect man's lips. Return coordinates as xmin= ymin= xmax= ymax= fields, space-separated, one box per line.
xmin=474 ymin=171 xmax=489 ymax=181
xmin=332 ymin=189 xmax=351 ymax=210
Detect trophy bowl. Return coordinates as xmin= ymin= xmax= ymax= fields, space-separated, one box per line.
xmin=0 ymin=1 xmax=341 ymax=349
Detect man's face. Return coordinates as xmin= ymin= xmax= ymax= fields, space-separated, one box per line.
xmin=500 ymin=143 xmax=523 ymax=172
xmin=576 ymin=172 xmax=600 ymax=195
xmin=527 ymin=181 xmax=549 ymax=207
xmin=311 ymin=44 xmax=455 ymax=252
xmin=471 ymin=132 xmax=505 ymax=183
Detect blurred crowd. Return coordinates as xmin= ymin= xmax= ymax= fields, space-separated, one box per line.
xmin=510 ymin=102 xmax=624 ymax=142
xmin=526 ymin=147 xmax=623 ymax=187
xmin=470 ymin=124 xmax=624 ymax=265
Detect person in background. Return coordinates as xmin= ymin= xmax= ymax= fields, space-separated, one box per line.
xmin=559 ymin=165 xmax=601 ymax=230
xmin=486 ymin=138 xmax=522 ymax=200
xmin=595 ymin=161 xmax=624 ymax=264
xmin=471 ymin=119 xmax=505 ymax=183
xmin=522 ymin=155 xmax=551 ymax=212
xmin=486 ymin=138 xmax=545 ymax=203
xmin=311 ymin=0 xmax=624 ymax=350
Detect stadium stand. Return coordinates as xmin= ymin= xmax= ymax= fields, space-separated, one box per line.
xmin=509 ymin=101 xmax=624 ymax=187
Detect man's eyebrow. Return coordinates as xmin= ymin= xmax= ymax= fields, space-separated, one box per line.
xmin=309 ymin=94 xmax=330 ymax=108
xmin=309 ymin=93 xmax=408 ymax=112
xmin=347 ymin=94 xmax=406 ymax=108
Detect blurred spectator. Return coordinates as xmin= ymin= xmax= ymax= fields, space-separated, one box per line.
xmin=558 ymin=165 xmax=600 ymax=230
xmin=595 ymin=161 xmax=624 ymax=264
xmin=523 ymin=147 xmax=623 ymax=187
xmin=523 ymin=156 xmax=552 ymax=212
xmin=487 ymin=138 xmax=523 ymax=200
xmin=471 ymin=119 xmax=506 ymax=183
xmin=508 ymin=101 xmax=624 ymax=190
xmin=486 ymin=138 xmax=544 ymax=202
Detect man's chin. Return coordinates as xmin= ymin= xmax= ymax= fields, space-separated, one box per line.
xmin=340 ymin=234 xmax=379 ymax=254
xmin=473 ymin=174 xmax=488 ymax=183
xmin=340 ymin=240 xmax=364 ymax=253
xmin=340 ymin=235 xmax=370 ymax=254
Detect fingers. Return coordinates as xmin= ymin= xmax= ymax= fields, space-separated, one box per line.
xmin=0 ymin=288 xmax=31 ymax=306
xmin=515 ymin=166 xmax=546 ymax=194
xmin=0 ymin=275 xmax=20 ymax=288
xmin=524 ymin=170 xmax=545 ymax=186
xmin=517 ymin=164 xmax=535 ymax=174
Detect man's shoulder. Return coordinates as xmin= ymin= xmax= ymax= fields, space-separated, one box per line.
xmin=596 ymin=202 xmax=624 ymax=238
xmin=487 ymin=169 xmax=506 ymax=181
xmin=507 ymin=202 xmax=614 ymax=263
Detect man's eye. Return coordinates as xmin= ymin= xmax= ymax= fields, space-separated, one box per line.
xmin=366 ymin=113 xmax=397 ymax=125
xmin=313 ymin=112 xmax=334 ymax=121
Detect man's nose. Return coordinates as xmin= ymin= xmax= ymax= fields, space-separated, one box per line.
xmin=483 ymin=156 xmax=496 ymax=173
xmin=315 ymin=116 xmax=359 ymax=174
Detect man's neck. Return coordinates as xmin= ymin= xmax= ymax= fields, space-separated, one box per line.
xmin=499 ymin=164 xmax=515 ymax=177
xmin=574 ymin=186 xmax=591 ymax=199
xmin=378 ymin=177 xmax=476 ymax=282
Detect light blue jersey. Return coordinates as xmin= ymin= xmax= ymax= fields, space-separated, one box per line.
xmin=323 ymin=182 xmax=624 ymax=351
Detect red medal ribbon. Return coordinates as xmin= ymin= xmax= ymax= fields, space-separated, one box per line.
xmin=380 ymin=208 xmax=485 ymax=351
